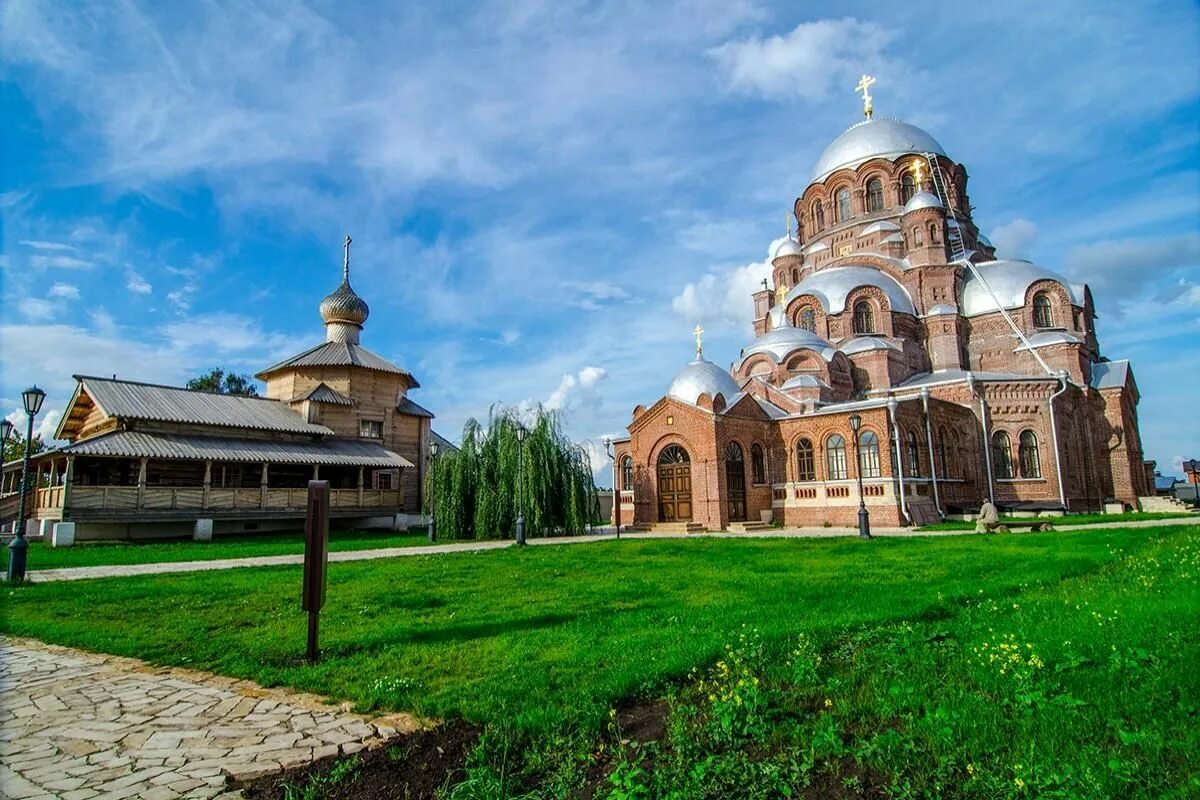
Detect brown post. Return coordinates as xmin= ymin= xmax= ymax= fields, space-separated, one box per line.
xmin=63 ymin=456 xmax=75 ymax=511
xmin=136 ymin=458 xmax=148 ymax=509
xmin=357 ymin=466 xmax=364 ymax=507
xmin=302 ymin=480 xmax=330 ymax=663
xmin=261 ymin=463 xmax=269 ymax=508
xmin=202 ymin=460 xmax=212 ymax=509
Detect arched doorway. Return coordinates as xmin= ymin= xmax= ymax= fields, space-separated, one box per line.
xmin=657 ymin=445 xmax=692 ymax=522
xmin=725 ymin=442 xmax=747 ymax=522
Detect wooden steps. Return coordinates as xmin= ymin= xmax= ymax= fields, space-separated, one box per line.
xmin=627 ymin=521 xmax=706 ymax=534
xmin=726 ymin=521 xmax=773 ymax=533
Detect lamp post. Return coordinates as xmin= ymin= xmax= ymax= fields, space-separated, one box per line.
xmin=1185 ymin=459 xmax=1200 ymax=507
xmin=8 ymin=385 xmax=46 ymax=583
xmin=603 ymin=437 xmax=621 ymax=539
xmin=515 ymin=424 xmax=528 ymax=546
xmin=427 ymin=440 xmax=440 ymax=542
xmin=848 ymin=413 xmax=871 ymax=539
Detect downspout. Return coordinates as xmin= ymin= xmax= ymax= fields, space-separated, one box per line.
xmin=967 ymin=372 xmax=995 ymax=504
xmin=920 ymin=387 xmax=942 ymax=516
xmin=887 ymin=397 xmax=907 ymax=524
xmin=1048 ymin=370 xmax=1069 ymax=511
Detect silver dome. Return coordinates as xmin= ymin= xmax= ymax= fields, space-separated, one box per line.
xmin=925 ymin=303 xmax=958 ymax=316
xmin=781 ymin=374 xmax=829 ymax=390
xmin=859 ymin=220 xmax=901 ymax=237
xmin=812 ymin=118 xmax=947 ymax=182
xmin=840 ymin=337 xmax=901 ymax=355
xmin=960 ymin=260 xmax=1080 ymax=317
xmin=1014 ymin=330 xmax=1082 ymax=351
xmin=903 ymin=190 xmax=943 ymax=214
xmin=771 ymin=237 xmax=803 ymax=260
xmin=667 ymin=358 xmax=740 ymax=405
xmin=738 ymin=324 xmax=837 ymax=366
xmin=784 ymin=265 xmax=916 ymax=315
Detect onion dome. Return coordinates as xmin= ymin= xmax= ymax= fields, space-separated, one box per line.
xmin=737 ymin=322 xmax=838 ymax=366
xmin=812 ymin=118 xmax=946 ymax=182
xmin=667 ymin=357 xmax=740 ymax=406
xmin=903 ymin=190 xmax=943 ymax=214
xmin=960 ymin=259 xmax=1080 ymax=318
xmin=770 ymin=237 xmax=803 ymax=260
xmin=784 ymin=265 xmax=916 ymax=315
xmin=320 ymin=235 xmax=370 ymax=343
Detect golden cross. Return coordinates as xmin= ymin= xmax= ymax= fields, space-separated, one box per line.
xmin=343 ymin=234 xmax=352 ymax=280
xmin=693 ymin=324 xmax=704 ymax=357
xmin=855 ymin=74 xmax=876 ymax=118
xmin=775 ymin=283 xmax=787 ymax=306
xmin=911 ymin=159 xmax=924 ymax=185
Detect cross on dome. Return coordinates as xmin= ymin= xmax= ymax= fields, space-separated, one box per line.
xmin=693 ymin=324 xmax=704 ymax=358
xmin=855 ymin=74 xmax=876 ymax=118
xmin=343 ymin=234 xmax=352 ymax=280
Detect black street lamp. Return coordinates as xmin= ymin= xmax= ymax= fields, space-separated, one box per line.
xmin=427 ymin=440 xmax=440 ymax=542
xmin=848 ymin=413 xmax=871 ymax=540
xmin=1184 ymin=458 xmax=1200 ymax=507
xmin=8 ymin=385 xmax=46 ymax=583
xmin=515 ymin=424 xmax=528 ymax=546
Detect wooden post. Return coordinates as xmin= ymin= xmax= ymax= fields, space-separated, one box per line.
xmin=202 ymin=460 xmax=212 ymax=509
xmin=302 ymin=481 xmax=330 ymax=664
xmin=136 ymin=458 xmax=148 ymax=509
xmin=261 ymin=463 xmax=269 ymax=508
xmin=357 ymin=466 xmax=364 ymax=507
xmin=312 ymin=464 xmax=320 ymax=480
xmin=62 ymin=456 xmax=74 ymax=511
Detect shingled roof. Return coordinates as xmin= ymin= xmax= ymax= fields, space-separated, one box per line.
xmin=62 ymin=430 xmax=413 ymax=467
xmin=256 ymin=341 xmax=419 ymax=385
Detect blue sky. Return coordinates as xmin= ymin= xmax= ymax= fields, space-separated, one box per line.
xmin=2 ymin=0 xmax=1198 ymax=484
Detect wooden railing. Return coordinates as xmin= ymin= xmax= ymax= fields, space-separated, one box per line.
xmin=36 ymin=486 xmax=65 ymax=510
xmin=64 ymin=486 xmax=404 ymax=513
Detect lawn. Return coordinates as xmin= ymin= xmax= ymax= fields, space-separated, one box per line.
xmin=23 ymin=528 xmax=429 ymax=570
xmin=916 ymin=510 xmax=1194 ymax=531
xmin=4 ymin=525 xmax=1196 ymax=798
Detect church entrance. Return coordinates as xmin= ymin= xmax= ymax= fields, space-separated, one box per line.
xmin=725 ymin=442 xmax=747 ymax=522
xmin=657 ymin=445 xmax=692 ymax=522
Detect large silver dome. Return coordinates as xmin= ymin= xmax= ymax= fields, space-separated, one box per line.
xmin=784 ymin=265 xmax=916 ymax=315
xmin=812 ymin=118 xmax=946 ymax=182
xmin=960 ymin=260 xmax=1079 ymax=317
xmin=667 ymin=358 xmax=740 ymax=405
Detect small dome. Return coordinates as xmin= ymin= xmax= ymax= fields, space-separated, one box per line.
xmin=781 ymin=374 xmax=829 ymax=390
xmin=320 ymin=279 xmax=370 ymax=327
xmin=925 ymin=303 xmax=958 ymax=316
xmin=784 ymin=265 xmax=916 ymax=315
xmin=667 ymin=358 xmax=740 ymax=406
xmin=770 ymin=237 xmax=803 ymax=260
xmin=903 ymin=190 xmax=943 ymax=214
xmin=738 ymin=323 xmax=837 ymax=366
xmin=1014 ymin=331 xmax=1082 ymax=352
xmin=812 ymin=118 xmax=947 ymax=182
xmin=840 ymin=337 xmax=901 ymax=355
xmin=960 ymin=259 xmax=1080 ymax=317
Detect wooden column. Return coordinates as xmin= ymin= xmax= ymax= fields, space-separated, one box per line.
xmin=202 ymin=460 xmax=212 ymax=509
xmin=136 ymin=458 xmax=148 ymax=509
xmin=261 ymin=463 xmax=269 ymax=508
xmin=357 ymin=466 xmax=364 ymax=507
xmin=312 ymin=464 xmax=320 ymax=480
xmin=62 ymin=456 xmax=75 ymax=511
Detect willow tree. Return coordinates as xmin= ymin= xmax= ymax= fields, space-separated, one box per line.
xmin=427 ymin=407 xmax=599 ymax=539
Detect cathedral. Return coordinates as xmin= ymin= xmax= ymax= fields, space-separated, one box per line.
xmin=611 ymin=82 xmax=1151 ymax=530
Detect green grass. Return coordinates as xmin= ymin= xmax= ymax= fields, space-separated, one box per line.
xmin=23 ymin=528 xmax=429 ymax=570
xmin=916 ymin=510 xmax=1194 ymax=531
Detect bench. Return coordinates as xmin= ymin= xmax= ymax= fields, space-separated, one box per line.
xmin=979 ymin=520 xmax=1055 ymax=534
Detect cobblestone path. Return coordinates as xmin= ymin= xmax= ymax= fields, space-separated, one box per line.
xmin=0 ymin=637 xmax=418 ymax=800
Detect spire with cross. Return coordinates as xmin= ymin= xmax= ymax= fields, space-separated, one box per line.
xmin=855 ymin=74 xmax=876 ymax=119
xmin=693 ymin=324 xmax=704 ymax=359
xmin=342 ymin=234 xmax=352 ymax=282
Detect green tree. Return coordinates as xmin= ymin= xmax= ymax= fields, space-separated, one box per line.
xmin=427 ymin=407 xmax=598 ymax=539
xmin=187 ymin=368 xmax=260 ymax=396
xmin=3 ymin=429 xmax=46 ymax=465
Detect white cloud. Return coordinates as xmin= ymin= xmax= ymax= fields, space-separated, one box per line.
xmin=545 ymin=365 xmax=608 ymax=413
xmin=19 ymin=240 xmax=75 ymax=251
xmin=3 ymin=407 xmax=61 ymax=442
xmin=1063 ymin=233 xmax=1200 ymax=297
xmin=671 ymin=238 xmax=779 ymax=329
xmin=47 ymin=282 xmax=80 ymax=300
xmin=30 ymin=254 xmax=93 ymax=269
xmin=989 ymin=218 xmax=1038 ymax=260
xmin=126 ymin=270 xmax=153 ymax=294
xmin=709 ymin=17 xmax=897 ymax=100
xmin=19 ymin=298 xmax=56 ymax=320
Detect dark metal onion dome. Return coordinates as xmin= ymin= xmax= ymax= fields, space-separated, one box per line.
xmin=320 ymin=235 xmax=370 ymax=341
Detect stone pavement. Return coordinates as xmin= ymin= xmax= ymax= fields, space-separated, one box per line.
xmin=22 ymin=516 xmax=1199 ymax=583
xmin=0 ymin=637 xmax=419 ymax=800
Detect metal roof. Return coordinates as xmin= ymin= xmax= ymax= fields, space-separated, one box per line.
xmin=431 ymin=430 xmax=459 ymax=453
xmin=256 ymin=341 xmax=419 ymax=385
xmin=811 ymin=118 xmax=947 ymax=182
xmin=1090 ymin=360 xmax=1130 ymax=390
xmin=667 ymin=358 xmax=741 ymax=406
xmin=77 ymin=376 xmax=331 ymax=435
xmin=960 ymin=260 xmax=1080 ymax=317
xmin=784 ymin=265 xmax=917 ymax=315
xmin=293 ymin=383 xmax=354 ymax=406
xmin=397 ymin=396 xmax=434 ymax=418
xmin=62 ymin=430 xmax=413 ymax=467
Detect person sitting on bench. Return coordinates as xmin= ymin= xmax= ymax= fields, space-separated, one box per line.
xmin=975 ymin=497 xmax=1000 ymax=533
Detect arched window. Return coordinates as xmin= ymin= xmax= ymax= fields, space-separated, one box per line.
xmin=928 ymin=223 xmax=939 ymax=244
xmin=948 ymin=429 xmax=960 ymax=478
xmin=659 ymin=444 xmax=689 ymax=464
xmin=796 ymin=439 xmax=815 ymax=481
xmin=866 ymin=178 xmax=884 ymax=212
xmin=725 ymin=442 xmax=743 ymax=462
xmin=1018 ymin=431 xmax=1041 ymax=478
xmin=751 ymin=444 xmax=766 ymax=484
xmin=1033 ymin=292 xmax=1054 ymax=328
xmin=814 ymin=201 xmax=825 ymax=230
xmin=826 ymin=434 xmax=847 ymax=480
xmin=798 ymin=306 xmax=816 ymax=332
xmin=859 ymin=431 xmax=881 ymax=478
xmin=912 ymin=226 xmax=924 ymax=246
xmin=791 ymin=268 xmax=799 ymax=284
xmin=992 ymin=431 xmax=1014 ymax=479
xmin=900 ymin=173 xmax=916 ymax=204
xmin=936 ymin=427 xmax=948 ymax=478
xmin=853 ymin=301 xmax=875 ymax=334
xmin=906 ymin=430 xmax=921 ymax=476
xmin=836 ymin=188 xmax=852 ymax=222
xmin=621 ymin=455 xmax=633 ymax=490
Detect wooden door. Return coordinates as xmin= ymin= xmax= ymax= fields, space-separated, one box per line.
xmin=657 ymin=445 xmax=692 ymax=521
xmin=725 ymin=442 xmax=747 ymax=521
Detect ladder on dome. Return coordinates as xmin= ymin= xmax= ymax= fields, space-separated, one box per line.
xmin=921 ymin=152 xmax=1056 ymax=378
